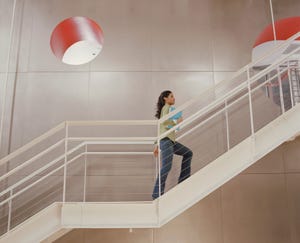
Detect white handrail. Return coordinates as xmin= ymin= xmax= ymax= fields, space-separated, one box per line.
xmin=0 ymin=149 xmax=155 ymax=207
xmin=176 ymin=66 xmax=290 ymax=142
xmin=0 ymin=139 xmax=65 ymax=181
xmin=0 ymin=137 xmax=156 ymax=200
xmin=85 ymin=152 xmax=153 ymax=155
xmin=83 ymin=140 xmax=155 ymax=145
xmin=0 ymin=120 xmax=157 ymax=166
xmin=0 ymin=121 xmax=157 ymax=168
xmin=158 ymin=45 xmax=300 ymax=140
xmin=0 ymin=153 xmax=83 ymax=207
xmin=159 ymin=31 xmax=300 ymax=123
xmin=0 ymin=153 xmax=65 ymax=199
xmin=0 ymin=137 xmax=156 ymax=182
xmin=67 ymin=120 xmax=158 ymax=126
xmin=68 ymin=137 xmax=157 ymax=142
xmin=0 ymin=122 xmax=65 ymax=166
xmin=0 ymin=142 xmax=86 ymax=198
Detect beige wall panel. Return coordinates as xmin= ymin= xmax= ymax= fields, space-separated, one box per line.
xmin=221 ymin=174 xmax=290 ymax=243
xmin=151 ymin=0 xmax=213 ymax=71
xmin=0 ymin=0 xmax=14 ymax=72
xmin=55 ymin=229 xmax=84 ymax=243
xmin=283 ymin=137 xmax=300 ymax=173
xmin=272 ymin=0 xmax=300 ymax=20
xmin=286 ymin=174 xmax=300 ymax=243
xmin=10 ymin=72 xmax=89 ymax=150
xmin=155 ymin=190 xmax=223 ymax=243
xmin=57 ymin=228 xmax=153 ymax=243
xmin=243 ymin=145 xmax=285 ymax=174
xmin=211 ymin=0 xmax=271 ymax=71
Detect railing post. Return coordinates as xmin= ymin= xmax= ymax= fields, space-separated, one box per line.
xmin=297 ymin=60 xmax=300 ymax=104
xmin=247 ymin=68 xmax=255 ymax=136
xmin=83 ymin=144 xmax=87 ymax=202
xmin=62 ymin=122 xmax=69 ymax=203
xmin=7 ymin=189 xmax=12 ymax=232
xmin=156 ymin=120 xmax=161 ymax=225
xmin=157 ymin=132 xmax=161 ymax=199
xmin=154 ymin=152 xmax=158 ymax=196
xmin=287 ymin=61 xmax=294 ymax=107
xmin=277 ymin=65 xmax=285 ymax=113
xmin=224 ymin=100 xmax=230 ymax=151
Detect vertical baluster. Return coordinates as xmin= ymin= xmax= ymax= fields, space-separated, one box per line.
xmin=277 ymin=66 xmax=285 ymax=113
xmin=83 ymin=144 xmax=87 ymax=202
xmin=247 ymin=68 xmax=255 ymax=135
xmin=225 ymin=100 xmax=230 ymax=151
xmin=7 ymin=190 xmax=12 ymax=232
xmin=63 ymin=122 xmax=69 ymax=202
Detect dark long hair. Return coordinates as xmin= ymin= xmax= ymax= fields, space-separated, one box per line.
xmin=155 ymin=90 xmax=172 ymax=119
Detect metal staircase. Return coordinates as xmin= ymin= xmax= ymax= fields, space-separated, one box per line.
xmin=1 ymin=32 xmax=300 ymax=243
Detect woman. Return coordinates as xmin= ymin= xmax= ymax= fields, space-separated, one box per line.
xmin=152 ymin=90 xmax=193 ymax=199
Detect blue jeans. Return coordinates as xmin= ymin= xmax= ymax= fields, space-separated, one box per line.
xmin=152 ymin=138 xmax=193 ymax=199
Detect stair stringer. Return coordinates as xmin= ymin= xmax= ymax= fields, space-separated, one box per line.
xmin=61 ymin=104 xmax=300 ymax=228
xmin=0 ymin=203 xmax=62 ymax=243
xmin=1 ymin=105 xmax=300 ymax=243
xmin=159 ymin=104 xmax=300 ymax=226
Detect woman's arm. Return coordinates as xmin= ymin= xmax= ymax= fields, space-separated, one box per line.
xmin=153 ymin=146 xmax=158 ymax=157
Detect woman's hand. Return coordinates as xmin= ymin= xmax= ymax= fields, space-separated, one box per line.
xmin=153 ymin=146 xmax=159 ymax=157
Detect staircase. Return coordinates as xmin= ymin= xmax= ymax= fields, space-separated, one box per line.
xmin=1 ymin=32 xmax=300 ymax=243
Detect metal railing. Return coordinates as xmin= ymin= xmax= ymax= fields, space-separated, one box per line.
xmin=1 ymin=32 xmax=300 ymax=236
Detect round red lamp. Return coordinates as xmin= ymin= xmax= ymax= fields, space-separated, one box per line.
xmin=50 ymin=17 xmax=104 ymax=65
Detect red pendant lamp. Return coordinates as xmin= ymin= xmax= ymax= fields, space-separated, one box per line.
xmin=252 ymin=16 xmax=300 ymax=68
xmin=50 ymin=17 xmax=104 ymax=65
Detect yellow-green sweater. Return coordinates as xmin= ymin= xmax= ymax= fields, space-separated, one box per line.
xmin=159 ymin=104 xmax=176 ymax=142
